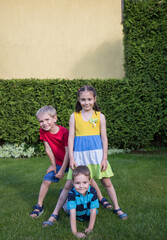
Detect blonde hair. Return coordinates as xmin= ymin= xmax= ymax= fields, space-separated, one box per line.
xmin=72 ymin=166 xmax=91 ymax=181
xmin=36 ymin=105 xmax=57 ymax=120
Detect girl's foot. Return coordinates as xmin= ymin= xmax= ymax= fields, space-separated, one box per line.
xmin=99 ymin=197 xmax=112 ymax=209
xmin=113 ymin=208 xmax=128 ymax=220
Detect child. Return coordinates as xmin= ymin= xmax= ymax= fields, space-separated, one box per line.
xmin=67 ymin=165 xmax=99 ymax=238
xmin=67 ymin=85 xmax=128 ymax=220
xmin=29 ymin=105 xmax=69 ymax=218
xmin=42 ymin=101 xmax=114 ymax=226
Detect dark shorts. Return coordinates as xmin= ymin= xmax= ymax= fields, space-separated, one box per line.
xmin=43 ymin=165 xmax=69 ymax=183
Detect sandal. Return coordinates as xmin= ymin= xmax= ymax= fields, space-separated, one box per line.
xmin=29 ymin=204 xmax=44 ymax=218
xmin=99 ymin=197 xmax=112 ymax=209
xmin=113 ymin=208 xmax=128 ymax=220
xmin=42 ymin=214 xmax=59 ymax=227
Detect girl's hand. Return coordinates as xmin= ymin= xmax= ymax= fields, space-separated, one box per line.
xmin=46 ymin=165 xmax=56 ymax=173
xmin=55 ymin=169 xmax=64 ymax=179
xmin=74 ymin=232 xmax=86 ymax=238
xmin=101 ymin=159 xmax=107 ymax=172
xmin=85 ymin=228 xmax=93 ymax=234
xmin=70 ymin=159 xmax=77 ymax=170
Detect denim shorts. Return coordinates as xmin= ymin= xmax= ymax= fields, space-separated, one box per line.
xmin=43 ymin=165 xmax=69 ymax=183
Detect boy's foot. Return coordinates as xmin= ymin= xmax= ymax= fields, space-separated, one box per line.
xmin=29 ymin=204 xmax=44 ymax=218
xmin=113 ymin=208 xmax=128 ymax=220
xmin=99 ymin=197 xmax=112 ymax=209
xmin=42 ymin=214 xmax=59 ymax=227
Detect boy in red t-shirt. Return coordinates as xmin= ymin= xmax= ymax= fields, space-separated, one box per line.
xmin=30 ymin=105 xmax=69 ymax=218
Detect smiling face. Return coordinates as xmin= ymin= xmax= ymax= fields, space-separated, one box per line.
xmin=78 ymin=91 xmax=96 ymax=112
xmin=38 ymin=113 xmax=57 ymax=133
xmin=73 ymin=173 xmax=91 ymax=196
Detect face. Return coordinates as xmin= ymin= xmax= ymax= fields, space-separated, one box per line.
xmin=79 ymin=91 xmax=96 ymax=112
xmin=73 ymin=173 xmax=91 ymax=196
xmin=38 ymin=113 xmax=57 ymax=133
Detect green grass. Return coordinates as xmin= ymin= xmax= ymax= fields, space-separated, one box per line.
xmin=0 ymin=153 xmax=166 ymax=240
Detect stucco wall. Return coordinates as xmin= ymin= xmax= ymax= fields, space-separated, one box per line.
xmin=0 ymin=0 xmax=124 ymax=79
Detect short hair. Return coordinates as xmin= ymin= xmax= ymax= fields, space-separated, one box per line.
xmin=36 ymin=105 xmax=57 ymax=120
xmin=72 ymin=166 xmax=91 ymax=181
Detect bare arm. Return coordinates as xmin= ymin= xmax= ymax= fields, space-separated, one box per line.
xmin=55 ymin=146 xmax=69 ymax=179
xmin=68 ymin=113 xmax=77 ymax=169
xmin=70 ymin=209 xmax=86 ymax=238
xmin=100 ymin=113 xmax=108 ymax=171
xmin=85 ymin=208 xmax=97 ymax=234
xmin=44 ymin=141 xmax=57 ymax=173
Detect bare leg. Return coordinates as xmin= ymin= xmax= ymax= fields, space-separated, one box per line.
xmin=38 ymin=181 xmax=51 ymax=206
xmin=101 ymin=177 xmax=127 ymax=219
xmin=44 ymin=180 xmax=73 ymax=224
xmin=91 ymin=179 xmax=112 ymax=209
xmin=30 ymin=180 xmax=51 ymax=218
xmin=101 ymin=178 xmax=119 ymax=209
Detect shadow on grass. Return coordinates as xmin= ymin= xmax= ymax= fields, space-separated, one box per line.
xmin=0 ymin=156 xmax=65 ymax=210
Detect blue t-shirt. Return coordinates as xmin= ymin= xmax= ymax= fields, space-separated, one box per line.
xmin=67 ymin=186 xmax=99 ymax=221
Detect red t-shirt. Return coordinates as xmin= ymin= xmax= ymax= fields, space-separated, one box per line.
xmin=39 ymin=125 xmax=69 ymax=166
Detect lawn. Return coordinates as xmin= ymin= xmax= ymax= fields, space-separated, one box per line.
xmin=0 ymin=153 xmax=166 ymax=240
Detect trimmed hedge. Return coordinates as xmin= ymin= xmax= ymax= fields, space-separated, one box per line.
xmin=123 ymin=0 xmax=167 ymax=82
xmin=0 ymin=79 xmax=165 ymax=149
xmin=123 ymin=0 xmax=167 ymax=145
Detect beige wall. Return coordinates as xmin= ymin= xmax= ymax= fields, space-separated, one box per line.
xmin=0 ymin=0 xmax=124 ymax=79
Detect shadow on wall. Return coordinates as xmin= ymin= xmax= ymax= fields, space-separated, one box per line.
xmin=71 ymin=40 xmax=124 ymax=79
xmin=0 ymin=62 xmax=12 ymax=79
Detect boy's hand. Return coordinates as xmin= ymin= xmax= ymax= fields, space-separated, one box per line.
xmin=74 ymin=232 xmax=86 ymax=238
xmin=85 ymin=228 xmax=93 ymax=234
xmin=55 ymin=169 xmax=64 ymax=179
xmin=46 ymin=165 xmax=57 ymax=174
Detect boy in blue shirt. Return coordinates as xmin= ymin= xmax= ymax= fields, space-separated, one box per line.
xmin=67 ymin=166 xmax=99 ymax=238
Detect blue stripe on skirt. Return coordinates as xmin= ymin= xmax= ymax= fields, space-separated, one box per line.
xmin=74 ymin=135 xmax=103 ymax=152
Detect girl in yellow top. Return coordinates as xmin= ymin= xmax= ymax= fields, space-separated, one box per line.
xmin=68 ymin=85 xmax=127 ymax=220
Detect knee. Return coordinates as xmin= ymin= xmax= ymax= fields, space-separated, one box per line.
xmin=43 ymin=180 xmax=52 ymax=187
xmin=64 ymin=180 xmax=73 ymax=191
xmin=101 ymin=178 xmax=112 ymax=188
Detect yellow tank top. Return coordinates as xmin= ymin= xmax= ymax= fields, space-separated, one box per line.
xmin=74 ymin=111 xmax=101 ymax=136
